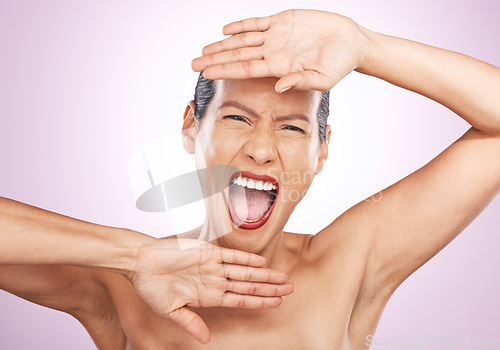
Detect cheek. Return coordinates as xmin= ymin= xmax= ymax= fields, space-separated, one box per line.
xmin=276 ymin=144 xmax=317 ymax=196
xmin=305 ymin=140 xmax=321 ymax=173
xmin=195 ymin=126 xmax=241 ymax=166
xmin=278 ymin=141 xmax=319 ymax=174
xmin=194 ymin=126 xmax=217 ymax=168
xmin=277 ymin=174 xmax=314 ymax=207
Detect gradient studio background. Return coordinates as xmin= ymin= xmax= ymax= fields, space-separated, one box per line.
xmin=1 ymin=0 xmax=499 ymax=349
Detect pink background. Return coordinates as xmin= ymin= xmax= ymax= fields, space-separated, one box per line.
xmin=1 ymin=0 xmax=499 ymax=349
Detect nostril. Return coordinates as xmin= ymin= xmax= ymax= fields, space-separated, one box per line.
xmin=243 ymin=137 xmax=277 ymax=165
xmin=246 ymin=153 xmax=273 ymax=165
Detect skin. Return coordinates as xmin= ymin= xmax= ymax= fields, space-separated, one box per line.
xmin=1 ymin=9 xmax=500 ymax=349
xmin=184 ymin=78 xmax=327 ymax=255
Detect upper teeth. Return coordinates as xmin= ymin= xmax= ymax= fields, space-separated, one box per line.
xmin=233 ymin=176 xmax=276 ymax=191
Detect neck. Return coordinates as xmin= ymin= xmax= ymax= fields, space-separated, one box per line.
xmin=194 ymin=217 xmax=287 ymax=269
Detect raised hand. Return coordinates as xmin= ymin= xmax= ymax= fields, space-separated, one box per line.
xmin=191 ymin=9 xmax=367 ymax=92
xmin=126 ymin=238 xmax=294 ymax=344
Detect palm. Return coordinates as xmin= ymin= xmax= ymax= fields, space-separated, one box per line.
xmin=192 ymin=9 xmax=363 ymax=91
xmin=127 ymin=239 xmax=293 ymax=344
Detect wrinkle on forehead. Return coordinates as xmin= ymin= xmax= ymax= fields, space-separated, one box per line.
xmin=216 ymin=78 xmax=320 ymax=121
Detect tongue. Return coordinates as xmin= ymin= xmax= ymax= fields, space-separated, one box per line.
xmin=229 ymin=184 xmax=274 ymax=222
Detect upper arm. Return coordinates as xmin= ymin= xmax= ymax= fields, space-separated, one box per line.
xmin=0 ymin=264 xmax=102 ymax=316
xmin=349 ymin=127 xmax=500 ymax=294
xmin=312 ymin=127 xmax=500 ymax=301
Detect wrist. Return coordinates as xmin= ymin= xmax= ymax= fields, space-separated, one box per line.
xmin=121 ymin=231 xmax=159 ymax=282
xmin=354 ymin=24 xmax=380 ymax=75
xmin=90 ymin=227 xmax=157 ymax=279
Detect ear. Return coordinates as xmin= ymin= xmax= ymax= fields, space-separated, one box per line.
xmin=182 ymin=101 xmax=197 ymax=154
xmin=315 ymin=125 xmax=331 ymax=174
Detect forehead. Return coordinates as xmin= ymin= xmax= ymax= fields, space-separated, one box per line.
xmin=213 ymin=78 xmax=320 ymax=119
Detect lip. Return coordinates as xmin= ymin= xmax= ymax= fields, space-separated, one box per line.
xmin=227 ymin=170 xmax=279 ymax=230
xmin=229 ymin=171 xmax=279 ymax=188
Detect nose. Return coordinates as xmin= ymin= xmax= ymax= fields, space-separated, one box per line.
xmin=242 ymin=122 xmax=277 ymax=165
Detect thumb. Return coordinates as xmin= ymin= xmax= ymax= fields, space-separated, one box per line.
xmin=275 ymin=71 xmax=332 ymax=92
xmin=275 ymin=71 xmax=303 ymax=93
xmin=168 ymin=307 xmax=211 ymax=344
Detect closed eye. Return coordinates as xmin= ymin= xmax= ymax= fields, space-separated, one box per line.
xmin=281 ymin=125 xmax=306 ymax=134
xmin=223 ymin=115 xmax=251 ymax=125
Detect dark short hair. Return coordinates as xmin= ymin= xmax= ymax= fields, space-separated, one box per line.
xmin=193 ymin=72 xmax=330 ymax=142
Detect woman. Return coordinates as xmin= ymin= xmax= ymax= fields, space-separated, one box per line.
xmin=2 ymin=8 xmax=500 ymax=349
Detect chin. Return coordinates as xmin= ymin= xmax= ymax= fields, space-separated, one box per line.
xmin=218 ymin=229 xmax=272 ymax=253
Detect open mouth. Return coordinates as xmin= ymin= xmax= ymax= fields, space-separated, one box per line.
xmin=227 ymin=171 xmax=279 ymax=230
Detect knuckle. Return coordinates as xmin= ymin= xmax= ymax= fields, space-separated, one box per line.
xmin=242 ymin=61 xmax=252 ymax=77
xmin=244 ymin=268 xmax=252 ymax=280
xmin=267 ymin=272 xmax=273 ymax=283
xmin=167 ymin=308 xmax=180 ymax=320
xmin=232 ymin=48 xmax=241 ymax=59
xmin=223 ymin=263 xmax=230 ymax=277
xmin=239 ymin=32 xmax=247 ymax=44
xmin=258 ymin=46 xmax=265 ymax=59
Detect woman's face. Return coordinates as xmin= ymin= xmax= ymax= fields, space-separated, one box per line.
xmin=186 ymin=77 xmax=329 ymax=253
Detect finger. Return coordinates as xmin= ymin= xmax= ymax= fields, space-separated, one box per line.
xmin=168 ymin=308 xmax=211 ymax=344
xmin=220 ymin=292 xmax=283 ymax=308
xmin=203 ymin=60 xmax=273 ymax=80
xmin=202 ymin=32 xmax=265 ymax=55
xmin=275 ymin=72 xmax=303 ymax=93
xmin=219 ymin=247 xmax=267 ymax=267
xmin=192 ymin=47 xmax=264 ymax=72
xmin=275 ymin=71 xmax=333 ymax=92
xmin=227 ymin=280 xmax=294 ymax=297
xmin=223 ymin=264 xmax=288 ymax=283
xmin=222 ymin=16 xmax=273 ymax=35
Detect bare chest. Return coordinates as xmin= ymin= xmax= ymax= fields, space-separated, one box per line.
xmin=87 ymin=235 xmax=380 ymax=350
xmin=119 ymin=267 xmax=362 ymax=350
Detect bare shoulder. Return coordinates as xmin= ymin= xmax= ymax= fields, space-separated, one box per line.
xmin=306 ymin=204 xmax=390 ymax=303
xmin=306 ymin=202 xmax=387 ymax=302
xmin=303 ymin=206 xmax=394 ymax=339
xmin=306 ymin=203 xmax=375 ymax=267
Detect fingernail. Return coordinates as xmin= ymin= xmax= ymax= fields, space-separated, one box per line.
xmin=279 ymin=87 xmax=291 ymax=93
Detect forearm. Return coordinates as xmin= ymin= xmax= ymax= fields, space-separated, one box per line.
xmin=0 ymin=197 xmax=155 ymax=276
xmin=356 ymin=26 xmax=500 ymax=136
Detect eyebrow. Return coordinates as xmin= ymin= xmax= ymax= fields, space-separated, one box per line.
xmin=275 ymin=114 xmax=310 ymax=123
xmin=219 ymin=101 xmax=258 ymax=116
xmin=219 ymin=101 xmax=310 ymax=123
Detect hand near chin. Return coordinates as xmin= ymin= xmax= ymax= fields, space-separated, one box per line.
xmin=191 ymin=9 xmax=367 ymax=92
xmin=126 ymin=238 xmax=294 ymax=344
